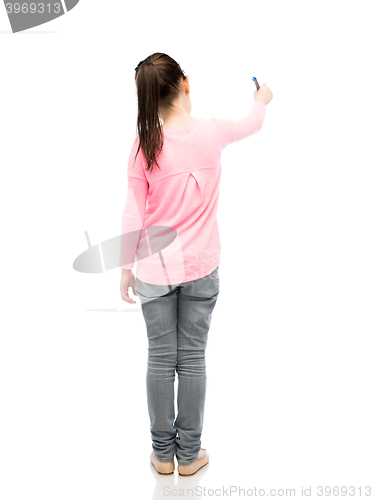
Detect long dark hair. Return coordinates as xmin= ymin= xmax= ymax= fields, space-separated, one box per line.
xmin=133 ymin=53 xmax=187 ymax=173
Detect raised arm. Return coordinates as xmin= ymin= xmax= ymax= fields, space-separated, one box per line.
xmin=231 ymin=101 xmax=267 ymax=143
xmin=211 ymin=101 xmax=266 ymax=149
xmin=212 ymin=83 xmax=273 ymax=149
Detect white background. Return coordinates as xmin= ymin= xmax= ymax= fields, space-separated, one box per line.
xmin=1 ymin=1 xmax=372 ymax=498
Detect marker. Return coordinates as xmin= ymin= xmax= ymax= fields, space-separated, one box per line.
xmin=252 ymin=77 xmax=260 ymax=91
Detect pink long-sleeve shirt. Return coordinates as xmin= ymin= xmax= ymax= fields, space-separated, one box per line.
xmin=120 ymin=101 xmax=267 ymax=285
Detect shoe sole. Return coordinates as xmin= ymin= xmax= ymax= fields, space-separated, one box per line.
xmin=178 ymin=460 xmax=209 ymax=476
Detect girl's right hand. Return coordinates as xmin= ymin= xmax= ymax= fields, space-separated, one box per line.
xmin=254 ymin=83 xmax=273 ymax=105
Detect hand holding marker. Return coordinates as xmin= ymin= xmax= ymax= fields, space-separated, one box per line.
xmin=252 ymin=76 xmax=260 ymax=90
xmin=252 ymin=77 xmax=273 ymax=105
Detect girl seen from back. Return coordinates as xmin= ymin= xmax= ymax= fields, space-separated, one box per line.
xmin=119 ymin=52 xmax=273 ymax=476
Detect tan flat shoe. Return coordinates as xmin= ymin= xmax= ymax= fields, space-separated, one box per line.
xmin=150 ymin=451 xmax=175 ymax=475
xmin=178 ymin=448 xmax=209 ymax=476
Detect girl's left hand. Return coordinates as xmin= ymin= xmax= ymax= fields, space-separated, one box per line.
xmin=120 ymin=269 xmax=138 ymax=304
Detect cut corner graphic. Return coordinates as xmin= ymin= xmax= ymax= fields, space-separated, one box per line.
xmin=4 ymin=0 xmax=80 ymax=33
xmin=64 ymin=0 xmax=80 ymax=11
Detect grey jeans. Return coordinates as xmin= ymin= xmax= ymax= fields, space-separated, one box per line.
xmin=135 ymin=266 xmax=220 ymax=466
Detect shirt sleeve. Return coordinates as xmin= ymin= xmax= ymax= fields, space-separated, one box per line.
xmin=120 ymin=140 xmax=149 ymax=270
xmin=212 ymin=101 xmax=267 ymax=150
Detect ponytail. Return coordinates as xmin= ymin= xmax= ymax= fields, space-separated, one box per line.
xmin=133 ymin=53 xmax=186 ymax=174
xmin=134 ymin=62 xmax=163 ymax=173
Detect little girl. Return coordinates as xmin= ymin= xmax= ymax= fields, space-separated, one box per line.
xmin=119 ymin=52 xmax=273 ymax=475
